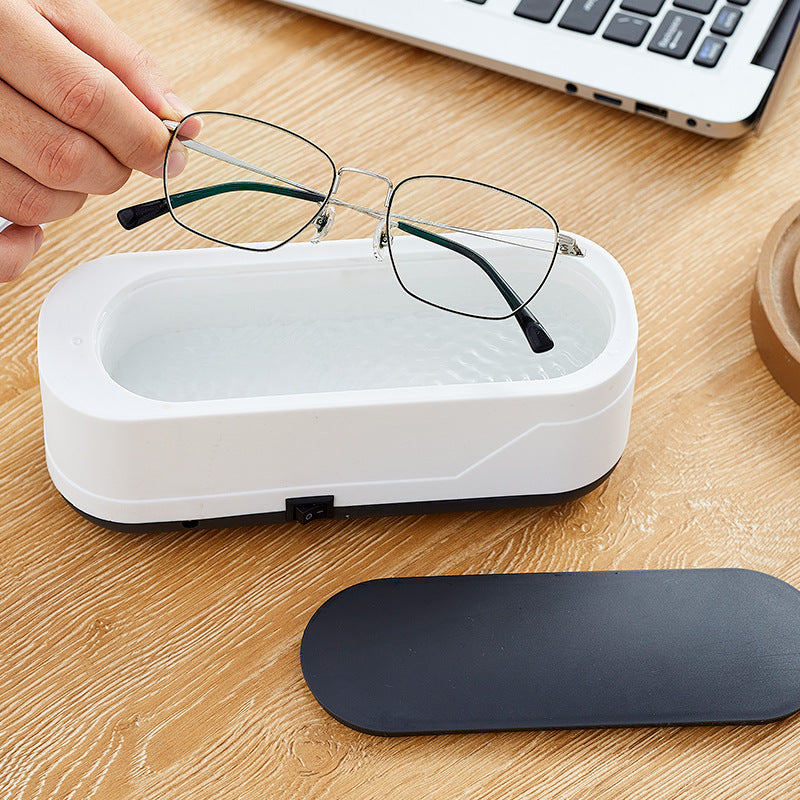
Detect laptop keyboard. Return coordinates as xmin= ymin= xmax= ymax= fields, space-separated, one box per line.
xmin=465 ymin=0 xmax=748 ymax=67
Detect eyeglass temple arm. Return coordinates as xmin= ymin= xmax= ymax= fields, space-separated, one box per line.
xmin=117 ymin=182 xmax=327 ymax=230
xmin=395 ymin=221 xmax=554 ymax=353
xmin=117 ymin=182 xmax=554 ymax=353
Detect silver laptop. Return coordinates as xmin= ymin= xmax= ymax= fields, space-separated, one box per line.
xmin=268 ymin=0 xmax=800 ymax=138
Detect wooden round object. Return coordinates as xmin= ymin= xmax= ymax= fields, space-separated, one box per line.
xmin=751 ymin=202 xmax=800 ymax=405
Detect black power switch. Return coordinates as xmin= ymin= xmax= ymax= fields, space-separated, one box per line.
xmin=286 ymin=496 xmax=335 ymax=524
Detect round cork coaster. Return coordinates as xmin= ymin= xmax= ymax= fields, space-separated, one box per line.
xmin=751 ymin=202 xmax=800 ymax=406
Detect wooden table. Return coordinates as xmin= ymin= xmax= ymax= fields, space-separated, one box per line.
xmin=2 ymin=1 xmax=800 ymax=796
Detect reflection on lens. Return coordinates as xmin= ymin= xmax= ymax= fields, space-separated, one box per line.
xmin=164 ymin=112 xmax=336 ymax=250
xmin=386 ymin=176 xmax=558 ymax=319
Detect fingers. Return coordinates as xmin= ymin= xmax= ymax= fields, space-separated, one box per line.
xmin=0 ymin=0 xmax=196 ymax=281
xmin=0 ymin=224 xmax=44 ymax=283
xmin=0 ymin=1 xmax=174 ymax=178
xmin=0 ymin=159 xmax=87 ymax=228
xmin=0 ymin=79 xmax=131 ymax=195
xmin=0 ymin=156 xmax=85 ymax=282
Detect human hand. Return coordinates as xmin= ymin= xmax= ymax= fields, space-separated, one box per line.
xmin=0 ymin=0 xmax=192 ymax=281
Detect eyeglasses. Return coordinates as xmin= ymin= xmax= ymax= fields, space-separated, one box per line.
xmin=116 ymin=111 xmax=585 ymax=354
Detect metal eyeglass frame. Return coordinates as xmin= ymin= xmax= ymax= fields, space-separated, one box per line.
xmin=116 ymin=111 xmax=585 ymax=354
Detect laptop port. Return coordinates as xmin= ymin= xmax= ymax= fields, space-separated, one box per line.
xmin=594 ymin=92 xmax=623 ymax=106
xmin=635 ymin=101 xmax=668 ymax=118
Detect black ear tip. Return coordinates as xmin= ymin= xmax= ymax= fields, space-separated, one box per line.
xmin=117 ymin=208 xmax=137 ymax=230
xmin=116 ymin=198 xmax=170 ymax=230
xmin=525 ymin=320 xmax=554 ymax=353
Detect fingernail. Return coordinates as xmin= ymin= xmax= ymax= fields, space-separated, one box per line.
xmin=33 ymin=227 xmax=44 ymax=254
xmin=164 ymin=92 xmax=196 ymax=120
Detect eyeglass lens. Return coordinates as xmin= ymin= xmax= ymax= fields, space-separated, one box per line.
xmin=165 ymin=112 xmax=336 ymax=249
xmin=387 ymin=176 xmax=558 ymax=319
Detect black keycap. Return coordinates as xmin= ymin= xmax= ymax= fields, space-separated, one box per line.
xmin=515 ymin=0 xmax=564 ymax=22
xmin=559 ymin=0 xmax=615 ymax=33
xmin=728 ymin=0 xmax=749 ymax=5
xmin=711 ymin=5 xmax=741 ymax=34
xmin=620 ymin=0 xmax=666 ymax=16
xmin=673 ymin=0 xmax=716 ymax=13
xmin=464 ymin=0 xmax=487 ymax=4
xmin=693 ymin=35 xmax=726 ymax=65
xmin=648 ymin=10 xmax=703 ymax=57
xmin=604 ymin=13 xmax=652 ymax=44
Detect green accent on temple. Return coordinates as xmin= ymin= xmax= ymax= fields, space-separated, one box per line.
xmin=395 ymin=220 xmax=523 ymax=310
xmin=172 ymin=182 xmax=327 ymax=209
xmin=396 ymin=220 xmax=553 ymax=352
xmin=117 ymin=181 xmax=327 ymax=230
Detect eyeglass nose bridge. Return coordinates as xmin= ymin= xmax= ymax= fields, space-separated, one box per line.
xmin=324 ymin=166 xmax=396 ymax=256
xmin=332 ymin=166 xmax=394 ymax=206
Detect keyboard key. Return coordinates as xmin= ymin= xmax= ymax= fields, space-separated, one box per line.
xmin=711 ymin=5 xmax=741 ymax=34
xmin=464 ymin=0 xmax=487 ymax=3
xmin=515 ymin=0 xmax=564 ymax=22
xmin=648 ymin=10 xmax=703 ymax=57
xmin=559 ymin=0 xmax=615 ymax=33
xmin=604 ymin=13 xmax=651 ymax=44
xmin=620 ymin=0 xmax=666 ymax=16
xmin=673 ymin=0 xmax=716 ymax=13
xmin=693 ymin=35 xmax=726 ymax=64
xmin=728 ymin=0 xmax=749 ymax=5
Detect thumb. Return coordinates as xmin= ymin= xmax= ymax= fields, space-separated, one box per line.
xmin=0 ymin=223 xmax=44 ymax=282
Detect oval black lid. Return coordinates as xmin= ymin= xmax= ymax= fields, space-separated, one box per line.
xmin=300 ymin=569 xmax=800 ymax=735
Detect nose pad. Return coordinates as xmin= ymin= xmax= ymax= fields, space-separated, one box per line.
xmin=310 ymin=206 xmax=335 ymax=243
xmin=372 ymin=222 xmax=392 ymax=260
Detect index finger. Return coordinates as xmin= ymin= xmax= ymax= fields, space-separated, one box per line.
xmin=36 ymin=0 xmax=193 ymax=125
xmin=0 ymin=2 xmax=171 ymax=177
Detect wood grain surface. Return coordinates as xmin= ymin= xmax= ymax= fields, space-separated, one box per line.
xmin=2 ymin=1 xmax=800 ymax=797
